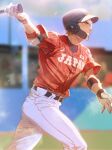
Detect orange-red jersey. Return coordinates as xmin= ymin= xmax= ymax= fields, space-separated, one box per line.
xmin=26 ymin=25 xmax=101 ymax=97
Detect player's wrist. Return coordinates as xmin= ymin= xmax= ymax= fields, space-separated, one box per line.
xmin=17 ymin=18 xmax=28 ymax=24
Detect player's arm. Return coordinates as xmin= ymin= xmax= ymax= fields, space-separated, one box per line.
xmin=84 ymin=69 xmax=112 ymax=113
xmin=16 ymin=13 xmax=48 ymax=46
xmin=6 ymin=3 xmax=47 ymax=46
xmin=16 ymin=13 xmax=39 ymax=34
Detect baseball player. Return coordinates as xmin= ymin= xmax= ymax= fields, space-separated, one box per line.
xmin=5 ymin=4 xmax=112 ymax=150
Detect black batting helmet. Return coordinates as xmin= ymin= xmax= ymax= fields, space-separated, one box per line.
xmin=62 ymin=8 xmax=98 ymax=39
xmin=63 ymin=8 xmax=98 ymax=31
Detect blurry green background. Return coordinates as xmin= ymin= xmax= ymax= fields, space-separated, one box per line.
xmin=0 ymin=131 xmax=112 ymax=150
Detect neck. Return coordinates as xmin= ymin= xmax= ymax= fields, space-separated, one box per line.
xmin=67 ymin=37 xmax=78 ymax=52
xmin=68 ymin=36 xmax=81 ymax=45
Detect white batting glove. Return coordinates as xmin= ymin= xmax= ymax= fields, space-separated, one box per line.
xmin=5 ymin=3 xmax=28 ymax=24
xmin=5 ymin=3 xmax=23 ymax=16
xmin=97 ymin=90 xmax=112 ymax=113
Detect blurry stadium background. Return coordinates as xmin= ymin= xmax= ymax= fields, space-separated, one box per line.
xmin=0 ymin=0 xmax=112 ymax=150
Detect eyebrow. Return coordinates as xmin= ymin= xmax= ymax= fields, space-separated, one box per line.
xmin=84 ymin=22 xmax=90 ymax=24
xmin=84 ymin=21 xmax=92 ymax=26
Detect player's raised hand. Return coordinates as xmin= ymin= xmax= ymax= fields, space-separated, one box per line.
xmin=5 ymin=3 xmax=23 ymax=16
xmin=97 ymin=91 xmax=112 ymax=113
xmin=5 ymin=3 xmax=29 ymax=24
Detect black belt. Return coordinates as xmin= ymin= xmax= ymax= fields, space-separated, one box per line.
xmin=33 ymin=86 xmax=63 ymax=102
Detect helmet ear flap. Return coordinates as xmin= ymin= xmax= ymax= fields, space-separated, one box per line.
xmin=66 ymin=24 xmax=80 ymax=34
xmin=66 ymin=24 xmax=88 ymax=39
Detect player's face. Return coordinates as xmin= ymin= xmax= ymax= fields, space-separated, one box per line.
xmin=67 ymin=20 xmax=92 ymax=45
xmin=79 ymin=20 xmax=93 ymax=37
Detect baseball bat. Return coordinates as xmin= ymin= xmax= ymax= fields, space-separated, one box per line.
xmin=0 ymin=3 xmax=23 ymax=14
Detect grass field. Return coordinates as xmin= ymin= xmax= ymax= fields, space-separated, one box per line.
xmin=0 ymin=131 xmax=112 ymax=150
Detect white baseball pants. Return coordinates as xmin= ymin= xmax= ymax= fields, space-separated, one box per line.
xmin=6 ymin=87 xmax=87 ymax=150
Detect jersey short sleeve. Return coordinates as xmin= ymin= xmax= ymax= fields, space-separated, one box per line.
xmin=37 ymin=30 xmax=60 ymax=55
xmin=83 ymin=48 xmax=101 ymax=75
xmin=26 ymin=24 xmax=60 ymax=54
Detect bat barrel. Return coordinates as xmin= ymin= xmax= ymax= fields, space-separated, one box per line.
xmin=0 ymin=10 xmax=5 ymax=14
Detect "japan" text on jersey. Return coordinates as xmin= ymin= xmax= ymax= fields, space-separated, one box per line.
xmin=58 ymin=53 xmax=85 ymax=70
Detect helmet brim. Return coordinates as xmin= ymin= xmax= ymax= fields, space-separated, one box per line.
xmin=80 ymin=14 xmax=99 ymax=23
